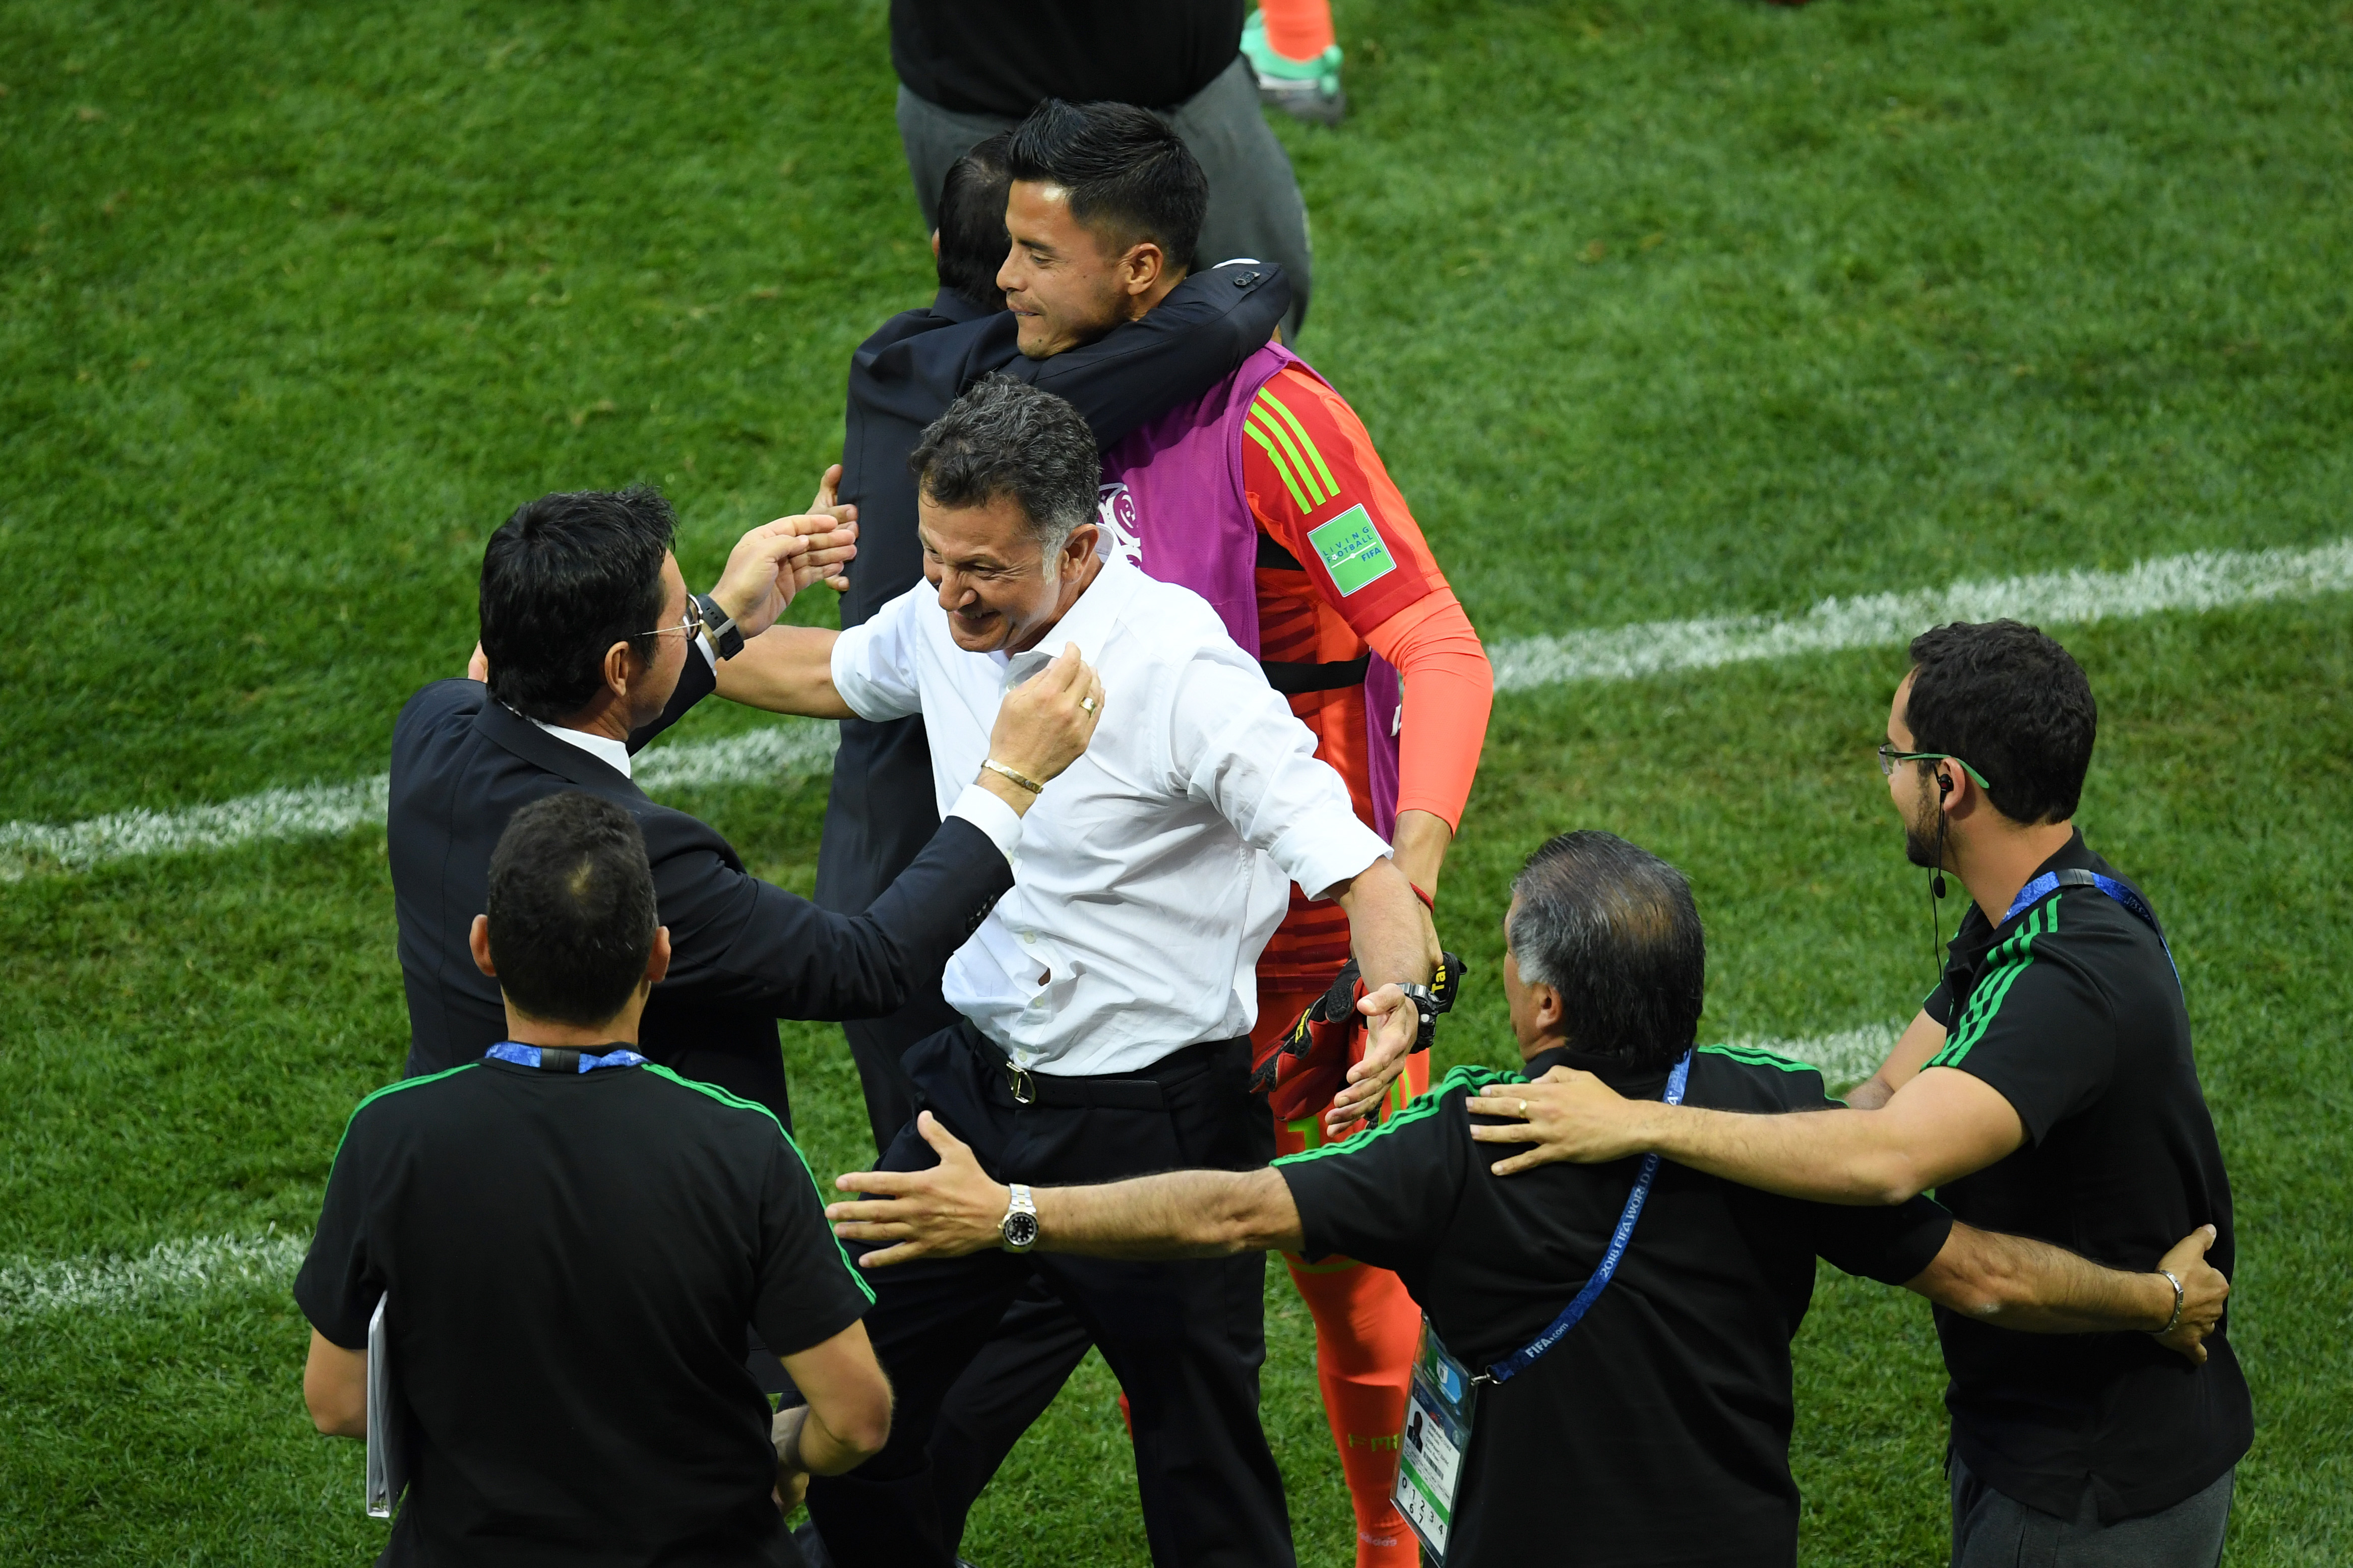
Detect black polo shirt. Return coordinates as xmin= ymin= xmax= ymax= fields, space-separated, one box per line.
xmin=1921 ymin=830 xmax=2252 ymax=1521
xmin=890 ymin=0 xmax=1245 ymax=117
xmin=1275 ymin=1045 xmax=1954 ymax=1568
xmin=295 ymin=1056 xmax=874 ymax=1568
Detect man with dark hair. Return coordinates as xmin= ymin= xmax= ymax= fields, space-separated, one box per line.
xmin=965 ymin=95 xmax=1495 ymax=1564
xmin=392 ymin=478 xmax=1104 ymax=1130
xmin=824 ymin=828 xmax=2232 ymax=1568
xmin=298 ymin=792 xmax=891 ymax=1567
xmin=718 ymin=375 xmax=1437 ymax=1568
xmin=886 ymin=0 xmax=1313 ymax=340
xmin=1475 ymin=621 xmax=2254 ymax=1567
xmin=824 ymin=132 xmax=1290 ymax=1154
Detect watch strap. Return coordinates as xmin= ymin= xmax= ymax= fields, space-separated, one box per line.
xmin=692 ymin=592 xmax=746 ymax=660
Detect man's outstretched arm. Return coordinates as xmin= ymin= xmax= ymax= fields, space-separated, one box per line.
xmin=1464 ymin=1062 xmax=2028 ymax=1204
xmin=825 ymin=1113 xmax=1306 ymax=1267
xmin=1908 ymin=1222 xmax=2231 ymax=1364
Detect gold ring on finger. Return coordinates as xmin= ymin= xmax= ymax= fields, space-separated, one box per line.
xmin=1079 ymin=696 xmax=1098 ymax=713
xmin=1518 ymin=1098 xmax=1529 ymax=1116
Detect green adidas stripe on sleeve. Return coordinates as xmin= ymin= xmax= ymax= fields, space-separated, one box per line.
xmin=1271 ymin=1064 xmax=1522 ymax=1168
xmin=1243 ymin=415 xmax=1316 ymax=514
xmin=1926 ymin=900 xmax=2057 ymax=1071
xmin=1248 ymin=394 xmax=1333 ymax=508
xmin=644 ymin=1065 xmax=877 ymax=1305
xmin=1257 ymin=389 xmax=1340 ymax=498
xmin=332 ymin=1062 xmax=479 ymax=1165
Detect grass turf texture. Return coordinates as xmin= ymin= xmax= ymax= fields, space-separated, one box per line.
xmin=2 ymin=0 xmax=2346 ymax=1561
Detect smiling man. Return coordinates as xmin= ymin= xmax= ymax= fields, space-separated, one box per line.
xmin=981 ymin=98 xmax=1496 ymax=1564
xmin=1467 ymin=621 xmax=2254 ymax=1567
xmin=716 ymin=375 xmax=1435 ymax=1567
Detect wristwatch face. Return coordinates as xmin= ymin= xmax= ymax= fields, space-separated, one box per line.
xmin=1002 ymin=1210 xmax=1040 ymax=1250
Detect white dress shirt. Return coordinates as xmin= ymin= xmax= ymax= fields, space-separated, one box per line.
xmin=831 ymin=554 xmax=1390 ymax=1076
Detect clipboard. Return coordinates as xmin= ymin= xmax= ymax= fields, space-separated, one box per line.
xmin=364 ymin=1294 xmax=408 ymax=1518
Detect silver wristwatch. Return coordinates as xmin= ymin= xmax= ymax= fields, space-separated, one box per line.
xmin=1000 ymin=1183 xmax=1040 ymax=1253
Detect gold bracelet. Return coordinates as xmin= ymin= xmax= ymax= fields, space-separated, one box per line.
xmin=980 ymin=759 xmax=1045 ymax=795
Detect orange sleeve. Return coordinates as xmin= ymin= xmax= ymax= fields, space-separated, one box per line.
xmin=1364 ymin=589 xmax=1493 ymax=832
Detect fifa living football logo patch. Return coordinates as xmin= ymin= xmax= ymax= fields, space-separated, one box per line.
xmin=1308 ymin=505 xmax=1396 ymax=596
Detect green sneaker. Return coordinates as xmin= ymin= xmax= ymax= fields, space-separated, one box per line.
xmin=1242 ymin=11 xmax=1346 ymax=126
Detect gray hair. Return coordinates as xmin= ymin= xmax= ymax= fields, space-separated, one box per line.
xmin=1508 ymin=831 xmax=1706 ymax=1071
xmin=909 ymin=373 xmax=1099 ymax=560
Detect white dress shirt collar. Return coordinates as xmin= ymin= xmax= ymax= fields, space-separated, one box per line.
xmin=529 ymin=719 xmax=633 ymax=781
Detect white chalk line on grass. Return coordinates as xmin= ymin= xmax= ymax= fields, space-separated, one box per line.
xmin=4 ymin=1021 xmax=1898 ymax=1317
xmin=5 ymin=537 xmax=2349 ymax=880
xmin=0 ymin=1229 xmax=309 ymax=1327
xmin=1490 ymin=536 xmax=2353 ymax=691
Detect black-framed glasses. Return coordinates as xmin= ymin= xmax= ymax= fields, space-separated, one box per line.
xmin=1878 ymin=743 xmax=1991 ymax=788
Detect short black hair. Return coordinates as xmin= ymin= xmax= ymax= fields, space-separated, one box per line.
xmin=1903 ymin=620 xmax=2097 ymax=825
xmin=909 ymin=373 xmax=1099 ymax=552
xmin=485 ymin=792 xmax=658 ymax=1027
xmin=1508 ymin=831 xmax=1707 ymax=1072
xmin=937 ymin=133 xmax=1013 ymax=310
xmin=480 ymin=486 xmax=675 ymax=723
xmin=1004 ymin=99 xmax=1207 ymax=270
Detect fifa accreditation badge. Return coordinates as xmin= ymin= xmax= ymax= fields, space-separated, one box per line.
xmin=1308 ymin=504 xmax=1397 ymax=596
xmin=1394 ymin=1318 xmax=1476 ymax=1562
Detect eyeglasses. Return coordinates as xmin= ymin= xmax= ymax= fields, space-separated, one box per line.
xmin=640 ymin=604 xmax=705 ymax=644
xmin=1877 ymin=744 xmax=1991 ymax=788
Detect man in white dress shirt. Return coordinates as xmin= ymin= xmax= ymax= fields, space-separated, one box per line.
xmin=717 ymin=374 xmax=1435 ymax=1567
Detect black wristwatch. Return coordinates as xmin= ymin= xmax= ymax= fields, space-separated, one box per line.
xmin=1000 ymin=1184 xmax=1040 ymax=1253
xmin=692 ymin=592 xmax=745 ymax=661
xmin=1398 ymin=982 xmax=1442 ymax=1052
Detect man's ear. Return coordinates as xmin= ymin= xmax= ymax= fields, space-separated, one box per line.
xmin=1059 ymin=521 xmax=1101 ymax=578
xmin=601 ymin=640 xmax=636 ymax=702
xmin=469 ymin=914 xmax=497 ymax=979
xmin=930 ymin=229 xmax=941 ymax=261
xmin=645 ymin=926 xmax=672 ymax=988
xmin=1532 ymin=980 xmax=1567 ymax=1040
xmin=1119 ymin=239 xmax=1168 ymax=297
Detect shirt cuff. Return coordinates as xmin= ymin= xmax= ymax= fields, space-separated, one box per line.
xmin=947 ymin=782 xmax=1023 ymax=865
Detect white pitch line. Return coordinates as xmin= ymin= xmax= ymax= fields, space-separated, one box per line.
xmin=0 ymin=1229 xmax=309 ymax=1326
xmin=1491 ymin=537 xmax=2353 ymax=691
xmin=5 ymin=538 xmax=2349 ymax=879
xmin=5 ymin=1017 xmax=1893 ymax=1315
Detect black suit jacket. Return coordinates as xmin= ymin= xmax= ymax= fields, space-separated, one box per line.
xmin=389 ymin=656 xmax=1011 ymax=1124
xmin=817 ymin=265 xmax=1291 ymax=922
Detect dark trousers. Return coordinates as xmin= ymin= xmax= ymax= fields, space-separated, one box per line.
xmin=805 ymin=1022 xmax=1293 ymax=1568
xmin=1951 ymin=1452 xmax=2234 ymax=1568
xmin=895 ymin=57 xmax=1314 ymax=342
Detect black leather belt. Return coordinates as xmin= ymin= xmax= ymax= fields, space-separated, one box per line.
xmin=972 ymin=1033 xmax=1241 ymax=1111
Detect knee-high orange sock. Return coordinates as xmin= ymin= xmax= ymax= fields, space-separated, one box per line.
xmin=1284 ymin=1255 xmax=1421 ymax=1566
xmin=1260 ymin=0 xmax=1337 ymax=62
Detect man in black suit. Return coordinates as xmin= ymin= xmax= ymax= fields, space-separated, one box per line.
xmin=818 ymin=132 xmax=1290 ymax=1151
xmin=390 ymin=480 xmax=1106 ymax=1133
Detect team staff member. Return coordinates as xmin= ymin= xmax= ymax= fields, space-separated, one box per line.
xmin=298 ymin=793 xmax=888 ymax=1566
xmin=1476 ymin=621 xmax=2253 ymax=1566
xmin=394 ymin=482 xmax=1094 ymax=1129
xmin=716 ymin=377 xmax=1435 ymax=1568
xmin=822 ymin=132 xmax=1291 ymax=1152
xmin=986 ymin=99 xmax=1494 ymax=1563
xmin=824 ymin=830 xmax=2232 ymax=1568
xmin=887 ymin=0 xmax=1314 ymax=340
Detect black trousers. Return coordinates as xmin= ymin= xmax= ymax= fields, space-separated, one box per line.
xmin=804 ymin=1022 xmax=1293 ymax=1568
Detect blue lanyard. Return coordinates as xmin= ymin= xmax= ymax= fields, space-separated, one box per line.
xmin=484 ymin=1042 xmax=648 ymax=1073
xmin=1481 ymin=1048 xmax=1693 ymax=1386
xmin=2002 ymin=868 xmax=2179 ymax=984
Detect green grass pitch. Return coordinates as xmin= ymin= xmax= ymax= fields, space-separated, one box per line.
xmin=3 ymin=0 xmax=2348 ymax=1562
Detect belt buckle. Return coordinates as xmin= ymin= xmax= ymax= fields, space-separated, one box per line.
xmin=1005 ymin=1061 xmax=1037 ymax=1106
